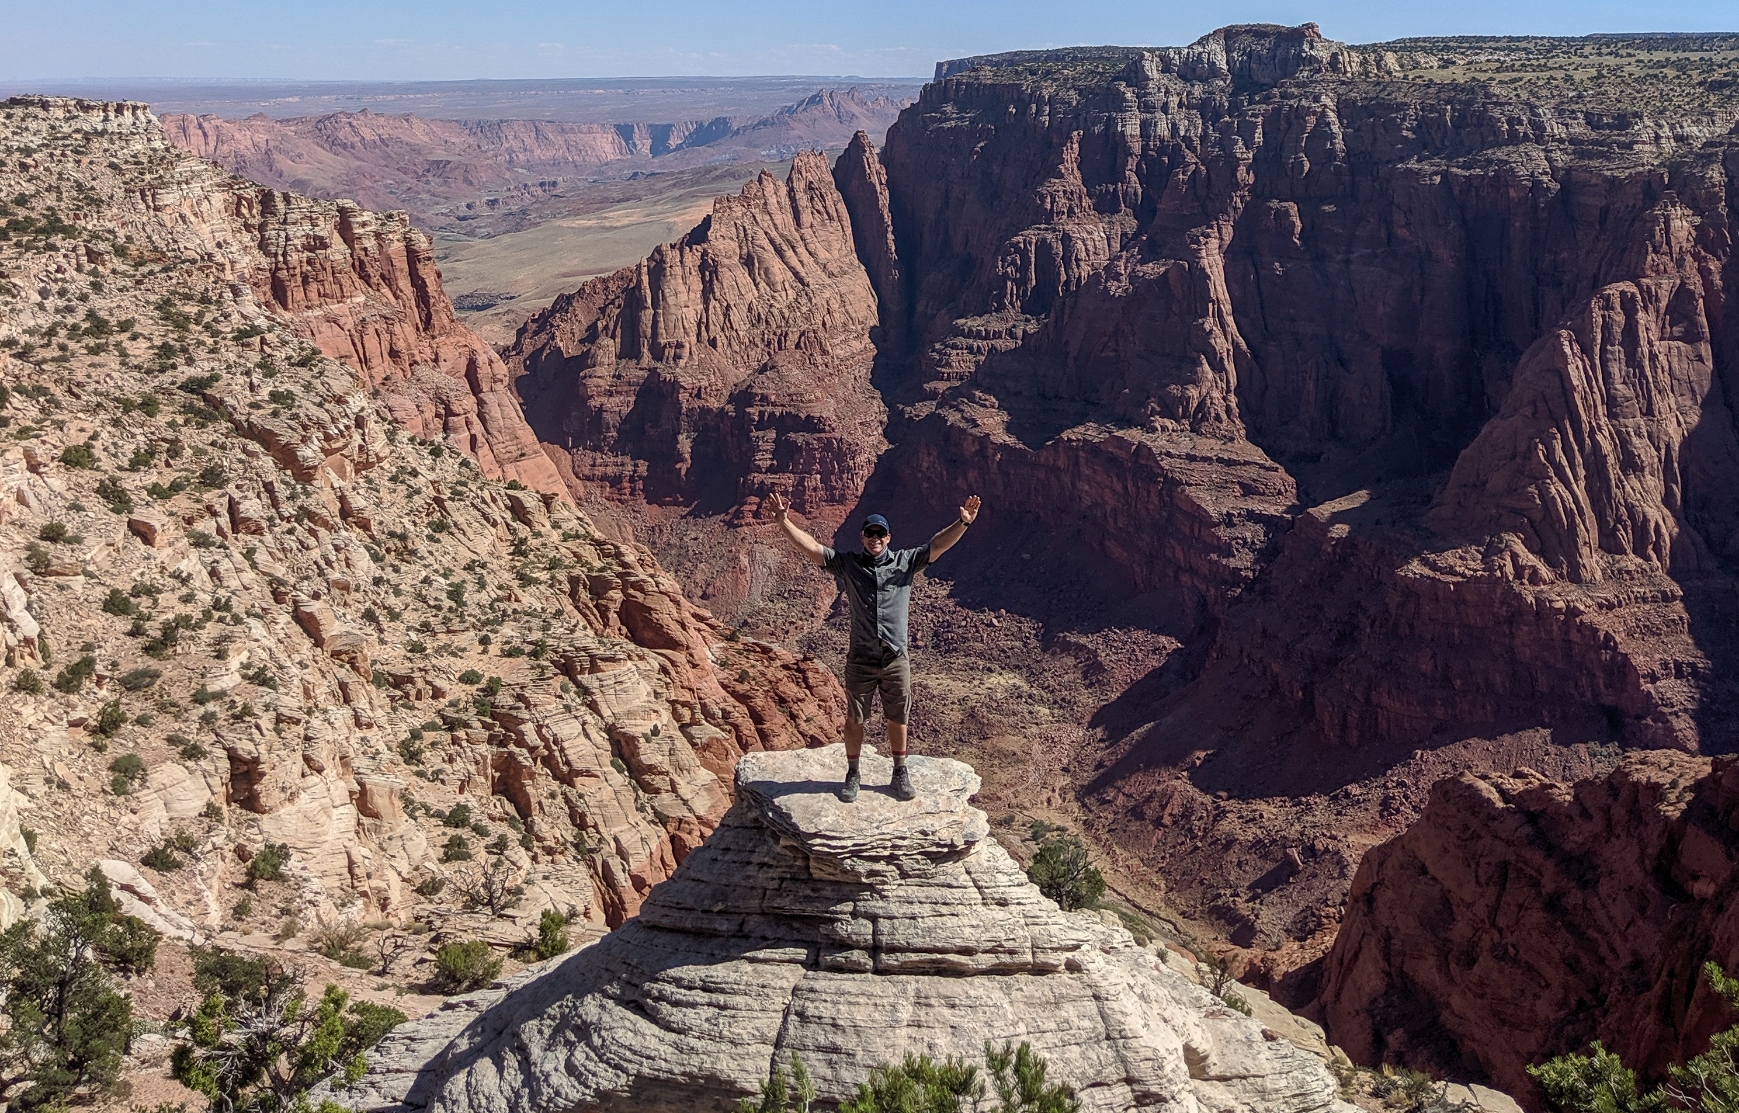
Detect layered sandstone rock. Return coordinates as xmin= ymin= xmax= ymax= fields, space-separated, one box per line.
xmin=1318 ymin=752 xmax=1739 ymax=1105
xmin=330 ymin=746 xmax=1351 ymax=1113
xmin=510 ymin=150 xmax=886 ymax=520
xmin=864 ymin=29 xmax=1739 ymax=956
xmin=237 ymin=190 xmax=566 ymax=495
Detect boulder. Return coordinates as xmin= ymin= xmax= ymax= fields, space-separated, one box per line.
xmin=98 ymin=859 xmax=202 ymax=943
xmin=126 ymin=512 xmax=169 ymax=547
xmin=328 ymin=746 xmax=1350 ymax=1113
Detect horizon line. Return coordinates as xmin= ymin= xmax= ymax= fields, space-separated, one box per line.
xmin=4 ymin=73 xmax=935 ymax=86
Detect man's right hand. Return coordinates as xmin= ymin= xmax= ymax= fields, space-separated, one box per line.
xmin=767 ymin=492 xmax=790 ymax=522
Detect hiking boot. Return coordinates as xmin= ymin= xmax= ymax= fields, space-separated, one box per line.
xmin=839 ymin=768 xmax=861 ymax=803
xmin=891 ymin=764 xmax=916 ymax=801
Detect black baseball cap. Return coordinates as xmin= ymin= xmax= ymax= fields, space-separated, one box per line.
xmin=862 ymin=513 xmax=890 ymax=532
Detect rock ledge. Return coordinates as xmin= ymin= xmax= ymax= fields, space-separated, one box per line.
xmin=331 ymin=746 xmax=1350 ymax=1113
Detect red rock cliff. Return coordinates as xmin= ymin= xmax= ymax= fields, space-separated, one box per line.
xmin=507 ymin=149 xmax=886 ymax=520
xmin=482 ymin=27 xmax=1739 ymax=1018
xmin=234 ymin=189 xmax=567 ymax=495
xmin=1319 ymin=753 xmax=1739 ymax=1106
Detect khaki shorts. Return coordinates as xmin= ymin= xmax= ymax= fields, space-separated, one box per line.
xmin=844 ymin=648 xmax=913 ymax=725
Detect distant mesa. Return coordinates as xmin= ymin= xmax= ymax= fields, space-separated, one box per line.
xmin=157 ymin=87 xmax=911 ymax=230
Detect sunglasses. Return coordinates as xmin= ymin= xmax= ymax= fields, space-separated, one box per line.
xmin=862 ymin=527 xmax=888 ymax=538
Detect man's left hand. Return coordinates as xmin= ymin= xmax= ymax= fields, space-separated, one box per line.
xmin=960 ymin=495 xmax=981 ymax=524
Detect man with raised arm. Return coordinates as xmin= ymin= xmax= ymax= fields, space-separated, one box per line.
xmin=766 ymin=491 xmax=983 ymax=802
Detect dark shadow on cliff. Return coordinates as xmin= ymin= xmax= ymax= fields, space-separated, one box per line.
xmin=1668 ymin=245 xmax=1739 ymax=753
xmin=829 ymin=455 xmax=1202 ymax=650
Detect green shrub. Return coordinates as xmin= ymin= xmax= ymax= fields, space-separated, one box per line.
xmin=108 ymin=752 xmax=145 ymax=787
xmin=431 ymin=940 xmax=501 ymax=993
xmin=0 ymin=870 xmax=159 ymax=1107
xmin=53 ymin=654 xmax=97 ymax=694
xmin=458 ymin=669 xmax=484 ymax=685
xmin=1025 ymin=828 xmax=1105 ymax=912
xmin=443 ymin=802 xmax=473 ymax=829
xmin=246 ymin=842 xmax=290 ymax=885
xmin=140 ymin=843 xmax=183 ymax=871
xmin=59 ymin=442 xmax=96 ymax=468
xmin=195 ymin=463 xmax=226 ymax=489
xmin=93 ymin=700 xmax=128 ymax=736
xmin=532 ymin=908 xmax=570 ymax=961
xmin=168 ymin=733 xmax=207 ymax=760
xmin=1532 ymin=962 xmax=1739 ymax=1113
xmin=102 ymin=587 xmax=136 ymax=616
xmin=169 ymin=952 xmax=404 ymax=1110
xmin=442 ymin=834 xmax=472 ymax=862
xmin=37 ymin=520 xmax=68 ymax=542
xmin=95 ymin=476 xmax=132 ymax=514
xmin=10 ymin=668 xmax=43 ymax=695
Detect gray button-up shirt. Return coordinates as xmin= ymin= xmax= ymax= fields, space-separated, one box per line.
xmin=821 ymin=544 xmax=932 ymax=658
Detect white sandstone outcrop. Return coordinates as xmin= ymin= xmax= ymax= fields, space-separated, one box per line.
xmin=330 ymin=745 xmax=1352 ymax=1113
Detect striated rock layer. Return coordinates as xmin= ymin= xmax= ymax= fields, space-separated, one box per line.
xmin=332 ymin=746 xmax=1350 ymax=1113
xmin=112 ymin=97 xmax=566 ymax=495
xmin=1319 ymin=752 xmax=1739 ymax=1106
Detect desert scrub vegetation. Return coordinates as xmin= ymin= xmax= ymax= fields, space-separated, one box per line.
xmin=1024 ymin=823 xmax=1104 ymax=912
xmin=431 ymin=940 xmax=502 ymax=993
xmin=1532 ymin=962 xmax=1739 ymax=1112
xmin=0 ymin=869 xmax=163 ymax=1108
xmin=169 ymin=948 xmax=405 ymax=1112
xmin=739 ymin=1041 xmax=1080 ymax=1113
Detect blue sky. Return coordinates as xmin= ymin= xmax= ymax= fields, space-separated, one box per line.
xmin=4 ymin=0 xmax=1736 ymax=80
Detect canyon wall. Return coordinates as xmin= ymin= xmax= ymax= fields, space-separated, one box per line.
xmin=493 ymin=25 xmax=1739 ymax=1086
xmin=1320 ymin=753 xmax=1739 ymax=1104
xmin=508 ymin=149 xmax=886 ymax=522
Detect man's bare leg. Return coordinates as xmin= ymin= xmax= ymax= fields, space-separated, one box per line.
xmin=886 ymin=721 xmax=907 ymax=762
xmin=843 ymin=719 xmax=865 ymax=761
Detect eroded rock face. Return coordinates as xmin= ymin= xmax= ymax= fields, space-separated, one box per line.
xmin=1319 ymin=752 xmax=1739 ymax=1105
xmin=114 ymin=98 xmax=564 ymax=496
xmin=509 ymin=150 xmax=886 ymax=521
xmin=238 ymin=189 xmax=567 ymax=495
xmin=331 ymin=746 xmax=1351 ymax=1113
xmin=0 ymin=97 xmax=842 ymax=964
xmin=868 ymin=28 xmax=1739 ymax=958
